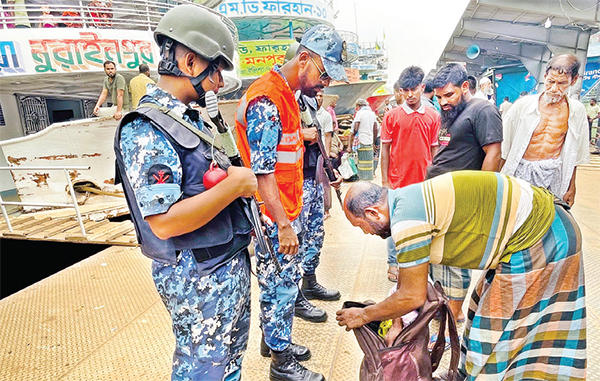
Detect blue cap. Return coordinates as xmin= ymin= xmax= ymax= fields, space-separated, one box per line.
xmin=300 ymin=24 xmax=349 ymax=82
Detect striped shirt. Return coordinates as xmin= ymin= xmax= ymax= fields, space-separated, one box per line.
xmin=389 ymin=171 xmax=555 ymax=270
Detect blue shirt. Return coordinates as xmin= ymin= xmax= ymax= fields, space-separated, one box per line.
xmin=245 ymin=66 xmax=289 ymax=175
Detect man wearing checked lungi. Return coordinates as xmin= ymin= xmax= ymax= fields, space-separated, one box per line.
xmin=347 ymin=98 xmax=379 ymax=180
xmin=337 ymin=171 xmax=586 ymax=381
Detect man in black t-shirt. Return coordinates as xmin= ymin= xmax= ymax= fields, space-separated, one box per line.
xmin=426 ymin=63 xmax=502 ymax=324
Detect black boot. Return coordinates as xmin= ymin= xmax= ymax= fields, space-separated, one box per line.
xmin=301 ymin=274 xmax=341 ymax=301
xmin=294 ymin=290 xmax=327 ymax=323
xmin=270 ymin=346 xmax=325 ymax=381
xmin=261 ymin=334 xmax=311 ymax=361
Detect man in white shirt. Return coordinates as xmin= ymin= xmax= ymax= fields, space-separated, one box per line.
xmin=316 ymin=91 xmax=334 ymax=152
xmin=348 ymin=98 xmax=378 ymax=180
xmin=499 ymin=96 xmax=513 ymax=115
xmin=315 ymin=90 xmax=334 ymax=219
xmin=501 ymin=54 xmax=590 ymax=206
xmin=475 ymin=77 xmax=495 ymax=104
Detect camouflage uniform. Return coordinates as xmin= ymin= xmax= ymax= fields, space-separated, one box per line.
xmin=300 ymin=177 xmax=325 ymax=275
xmin=254 ymin=218 xmax=304 ymax=351
xmin=245 ymin=79 xmax=305 ymax=351
xmin=153 ymin=249 xmax=251 ymax=381
xmin=119 ymin=85 xmax=251 ymax=381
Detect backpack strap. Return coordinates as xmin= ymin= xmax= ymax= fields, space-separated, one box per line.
xmin=428 ymin=282 xmax=460 ymax=376
xmin=394 ymin=281 xmax=460 ymax=376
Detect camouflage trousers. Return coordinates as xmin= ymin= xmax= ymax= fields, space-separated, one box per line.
xmin=300 ymin=177 xmax=325 ymax=275
xmin=255 ymin=218 xmax=304 ymax=352
xmin=152 ymin=249 xmax=251 ymax=381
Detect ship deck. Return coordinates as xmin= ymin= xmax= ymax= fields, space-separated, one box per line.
xmin=1 ymin=156 xmax=600 ymax=381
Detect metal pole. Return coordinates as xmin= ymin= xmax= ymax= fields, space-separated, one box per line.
xmin=79 ymin=0 xmax=87 ymax=29
xmin=146 ymin=0 xmax=152 ymax=31
xmin=0 ymin=193 xmax=13 ymax=233
xmin=64 ymin=169 xmax=87 ymax=236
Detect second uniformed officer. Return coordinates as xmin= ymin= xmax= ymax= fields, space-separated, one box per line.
xmin=235 ymin=25 xmax=348 ymax=381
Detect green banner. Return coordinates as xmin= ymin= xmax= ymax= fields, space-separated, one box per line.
xmin=238 ymin=39 xmax=294 ymax=78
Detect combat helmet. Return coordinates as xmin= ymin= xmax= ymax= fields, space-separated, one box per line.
xmin=153 ymin=4 xmax=238 ymax=103
xmin=154 ymin=4 xmax=237 ymax=71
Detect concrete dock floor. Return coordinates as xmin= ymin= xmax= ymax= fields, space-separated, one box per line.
xmin=1 ymin=154 xmax=599 ymax=381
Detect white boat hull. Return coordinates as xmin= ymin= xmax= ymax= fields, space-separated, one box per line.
xmin=324 ymin=80 xmax=384 ymax=115
xmin=0 ymin=116 xmax=120 ymax=210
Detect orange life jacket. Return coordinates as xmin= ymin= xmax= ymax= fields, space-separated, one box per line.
xmin=235 ymin=70 xmax=304 ymax=221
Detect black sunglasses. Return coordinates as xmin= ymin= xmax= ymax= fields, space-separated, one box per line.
xmin=310 ymin=55 xmax=331 ymax=81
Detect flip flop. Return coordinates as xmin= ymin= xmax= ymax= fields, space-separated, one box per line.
xmin=387 ymin=266 xmax=398 ymax=282
xmin=428 ymin=334 xmax=451 ymax=352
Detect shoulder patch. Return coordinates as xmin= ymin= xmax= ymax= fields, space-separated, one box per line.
xmin=148 ymin=164 xmax=174 ymax=185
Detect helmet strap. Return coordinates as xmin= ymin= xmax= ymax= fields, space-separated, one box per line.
xmin=158 ymin=38 xmax=212 ymax=106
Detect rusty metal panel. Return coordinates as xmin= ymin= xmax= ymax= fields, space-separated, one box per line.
xmin=0 ymin=116 xmax=121 ymax=210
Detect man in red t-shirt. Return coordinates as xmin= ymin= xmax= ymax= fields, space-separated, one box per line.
xmin=380 ymin=66 xmax=440 ymax=282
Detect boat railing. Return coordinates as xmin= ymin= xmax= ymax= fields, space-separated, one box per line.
xmin=0 ymin=165 xmax=91 ymax=236
xmin=0 ymin=0 xmax=224 ymax=32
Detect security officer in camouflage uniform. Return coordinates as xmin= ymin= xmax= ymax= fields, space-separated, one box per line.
xmin=235 ymin=25 xmax=348 ymax=381
xmin=280 ymin=42 xmax=341 ymax=324
xmin=295 ymin=71 xmax=342 ymax=315
xmin=114 ymin=5 xmax=257 ymax=381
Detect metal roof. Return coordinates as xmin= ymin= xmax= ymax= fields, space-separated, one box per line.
xmin=434 ymin=0 xmax=600 ymax=84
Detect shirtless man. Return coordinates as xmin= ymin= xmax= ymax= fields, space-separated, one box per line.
xmin=501 ymin=54 xmax=590 ymax=206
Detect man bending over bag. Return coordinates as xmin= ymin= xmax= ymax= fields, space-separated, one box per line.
xmin=336 ymin=171 xmax=586 ymax=381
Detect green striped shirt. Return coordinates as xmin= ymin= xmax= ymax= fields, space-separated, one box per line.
xmin=389 ymin=171 xmax=555 ymax=269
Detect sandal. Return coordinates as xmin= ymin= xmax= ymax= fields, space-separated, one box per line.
xmin=387 ymin=266 xmax=398 ymax=282
xmin=428 ymin=334 xmax=451 ymax=352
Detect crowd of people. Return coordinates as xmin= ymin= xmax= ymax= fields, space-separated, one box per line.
xmin=338 ymin=52 xmax=590 ymax=381
xmin=112 ymin=4 xmax=590 ymax=381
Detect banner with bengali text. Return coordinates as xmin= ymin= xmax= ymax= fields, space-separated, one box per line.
xmin=0 ymin=28 xmax=158 ymax=76
xmin=238 ymin=39 xmax=293 ymax=78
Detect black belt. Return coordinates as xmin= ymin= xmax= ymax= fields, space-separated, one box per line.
xmin=184 ymin=234 xmax=251 ymax=263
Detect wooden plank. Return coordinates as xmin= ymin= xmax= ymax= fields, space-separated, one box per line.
xmin=44 ymin=219 xmax=81 ymax=238
xmin=24 ymin=218 xmax=75 ymax=236
xmin=24 ymin=219 xmax=74 ymax=240
xmin=105 ymin=224 xmax=135 ymax=242
xmin=79 ymin=219 xmax=110 ymax=233
xmin=66 ymin=221 xmax=128 ymax=242
xmin=2 ymin=231 xmax=27 ymax=238
xmin=106 ymin=235 xmax=138 ymax=245
xmin=13 ymin=217 xmax=53 ymax=232
xmin=0 ymin=216 xmax=35 ymax=230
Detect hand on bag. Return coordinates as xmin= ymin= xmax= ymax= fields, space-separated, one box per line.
xmin=336 ymin=307 xmax=368 ymax=330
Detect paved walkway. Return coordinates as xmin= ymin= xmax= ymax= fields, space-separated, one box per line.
xmin=0 ymin=154 xmax=598 ymax=380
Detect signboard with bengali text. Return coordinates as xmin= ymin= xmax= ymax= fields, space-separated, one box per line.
xmin=0 ymin=28 xmax=158 ymax=76
xmin=238 ymin=39 xmax=293 ymax=78
xmin=217 ymin=0 xmax=333 ymax=24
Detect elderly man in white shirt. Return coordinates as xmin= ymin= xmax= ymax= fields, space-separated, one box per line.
xmin=501 ymin=54 xmax=590 ymax=206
